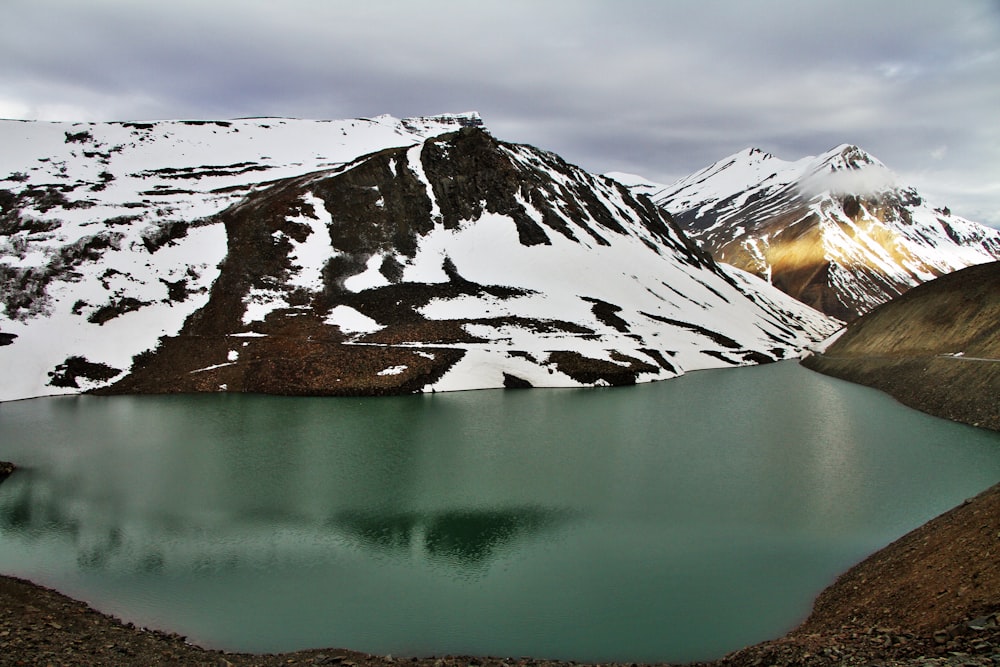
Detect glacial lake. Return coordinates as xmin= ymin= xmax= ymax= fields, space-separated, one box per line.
xmin=1 ymin=361 xmax=999 ymax=663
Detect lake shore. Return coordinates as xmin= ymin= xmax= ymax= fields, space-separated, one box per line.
xmin=802 ymin=261 xmax=1000 ymax=432
xmin=1 ymin=462 xmax=997 ymax=667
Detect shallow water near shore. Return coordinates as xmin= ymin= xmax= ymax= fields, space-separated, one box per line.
xmin=1 ymin=361 xmax=999 ymax=663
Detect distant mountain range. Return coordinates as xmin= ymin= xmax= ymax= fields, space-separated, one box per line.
xmin=0 ymin=114 xmax=835 ymax=401
xmin=612 ymin=145 xmax=1000 ymax=321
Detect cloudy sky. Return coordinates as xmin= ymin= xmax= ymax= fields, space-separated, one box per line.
xmin=3 ymin=0 xmax=999 ymax=226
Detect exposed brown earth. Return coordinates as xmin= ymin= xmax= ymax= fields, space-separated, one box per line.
xmin=101 ymin=325 xmax=465 ymax=397
xmin=803 ymin=260 xmax=1000 ymax=431
xmin=802 ymin=354 xmax=1000 ymax=430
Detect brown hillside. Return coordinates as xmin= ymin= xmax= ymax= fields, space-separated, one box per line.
xmin=798 ymin=481 xmax=1000 ymax=637
xmin=803 ymin=261 xmax=1000 ymax=430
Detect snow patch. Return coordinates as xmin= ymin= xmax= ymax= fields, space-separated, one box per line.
xmin=807 ymin=326 xmax=847 ymax=354
xmin=190 ymin=361 xmax=236 ymax=374
xmin=343 ymin=254 xmax=392 ymax=292
xmin=242 ymin=288 xmax=290 ymax=325
xmin=325 ymin=305 xmax=383 ymax=334
xmin=406 ymin=143 xmax=442 ymax=222
xmin=284 ymin=192 xmax=336 ymax=290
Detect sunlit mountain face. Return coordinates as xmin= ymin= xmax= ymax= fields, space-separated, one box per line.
xmin=612 ymin=145 xmax=1000 ymax=322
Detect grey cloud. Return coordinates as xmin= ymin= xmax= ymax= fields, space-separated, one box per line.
xmin=2 ymin=0 xmax=998 ymax=225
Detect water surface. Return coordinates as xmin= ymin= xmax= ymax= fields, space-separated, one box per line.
xmin=1 ymin=362 xmax=998 ymax=662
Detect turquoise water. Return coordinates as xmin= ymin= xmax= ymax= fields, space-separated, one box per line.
xmin=0 ymin=361 xmax=998 ymax=662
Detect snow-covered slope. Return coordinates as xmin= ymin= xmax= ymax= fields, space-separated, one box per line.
xmin=0 ymin=113 xmax=484 ymax=220
xmin=1 ymin=119 xmax=836 ymax=401
xmin=0 ymin=113 xmax=481 ymax=400
xmin=611 ymin=145 xmax=1000 ymax=321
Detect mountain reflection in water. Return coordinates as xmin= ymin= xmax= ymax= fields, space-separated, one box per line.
xmin=0 ymin=469 xmax=572 ymax=575
xmin=329 ymin=507 xmax=573 ymax=568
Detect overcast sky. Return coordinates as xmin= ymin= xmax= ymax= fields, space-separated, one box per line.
xmin=3 ymin=0 xmax=999 ymax=226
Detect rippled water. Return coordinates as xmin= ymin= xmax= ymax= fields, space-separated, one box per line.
xmin=1 ymin=362 xmax=998 ymax=662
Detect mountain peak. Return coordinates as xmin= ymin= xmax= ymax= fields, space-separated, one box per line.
xmin=803 ymin=145 xmax=894 ymax=197
xmin=628 ymin=143 xmax=1000 ymax=321
xmin=816 ymin=144 xmax=884 ymax=171
xmin=743 ymin=147 xmax=774 ymax=161
xmin=402 ymin=111 xmax=484 ymax=130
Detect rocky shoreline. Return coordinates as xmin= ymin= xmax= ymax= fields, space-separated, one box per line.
xmin=1 ymin=570 xmax=997 ymax=667
xmin=1 ymin=459 xmax=997 ymax=667
xmin=801 ymin=353 xmax=1000 ymax=431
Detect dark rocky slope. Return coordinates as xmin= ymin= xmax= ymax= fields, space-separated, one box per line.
xmin=803 ymin=260 xmax=1000 ymax=430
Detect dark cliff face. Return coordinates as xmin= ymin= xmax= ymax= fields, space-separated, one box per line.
xmin=804 ymin=260 xmax=1000 ymax=430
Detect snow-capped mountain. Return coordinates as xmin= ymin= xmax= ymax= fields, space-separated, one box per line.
xmin=612 ymin=145 xmax=1000 ymax=321
xmin=1 ymin=116 xmax=836 ymax=401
